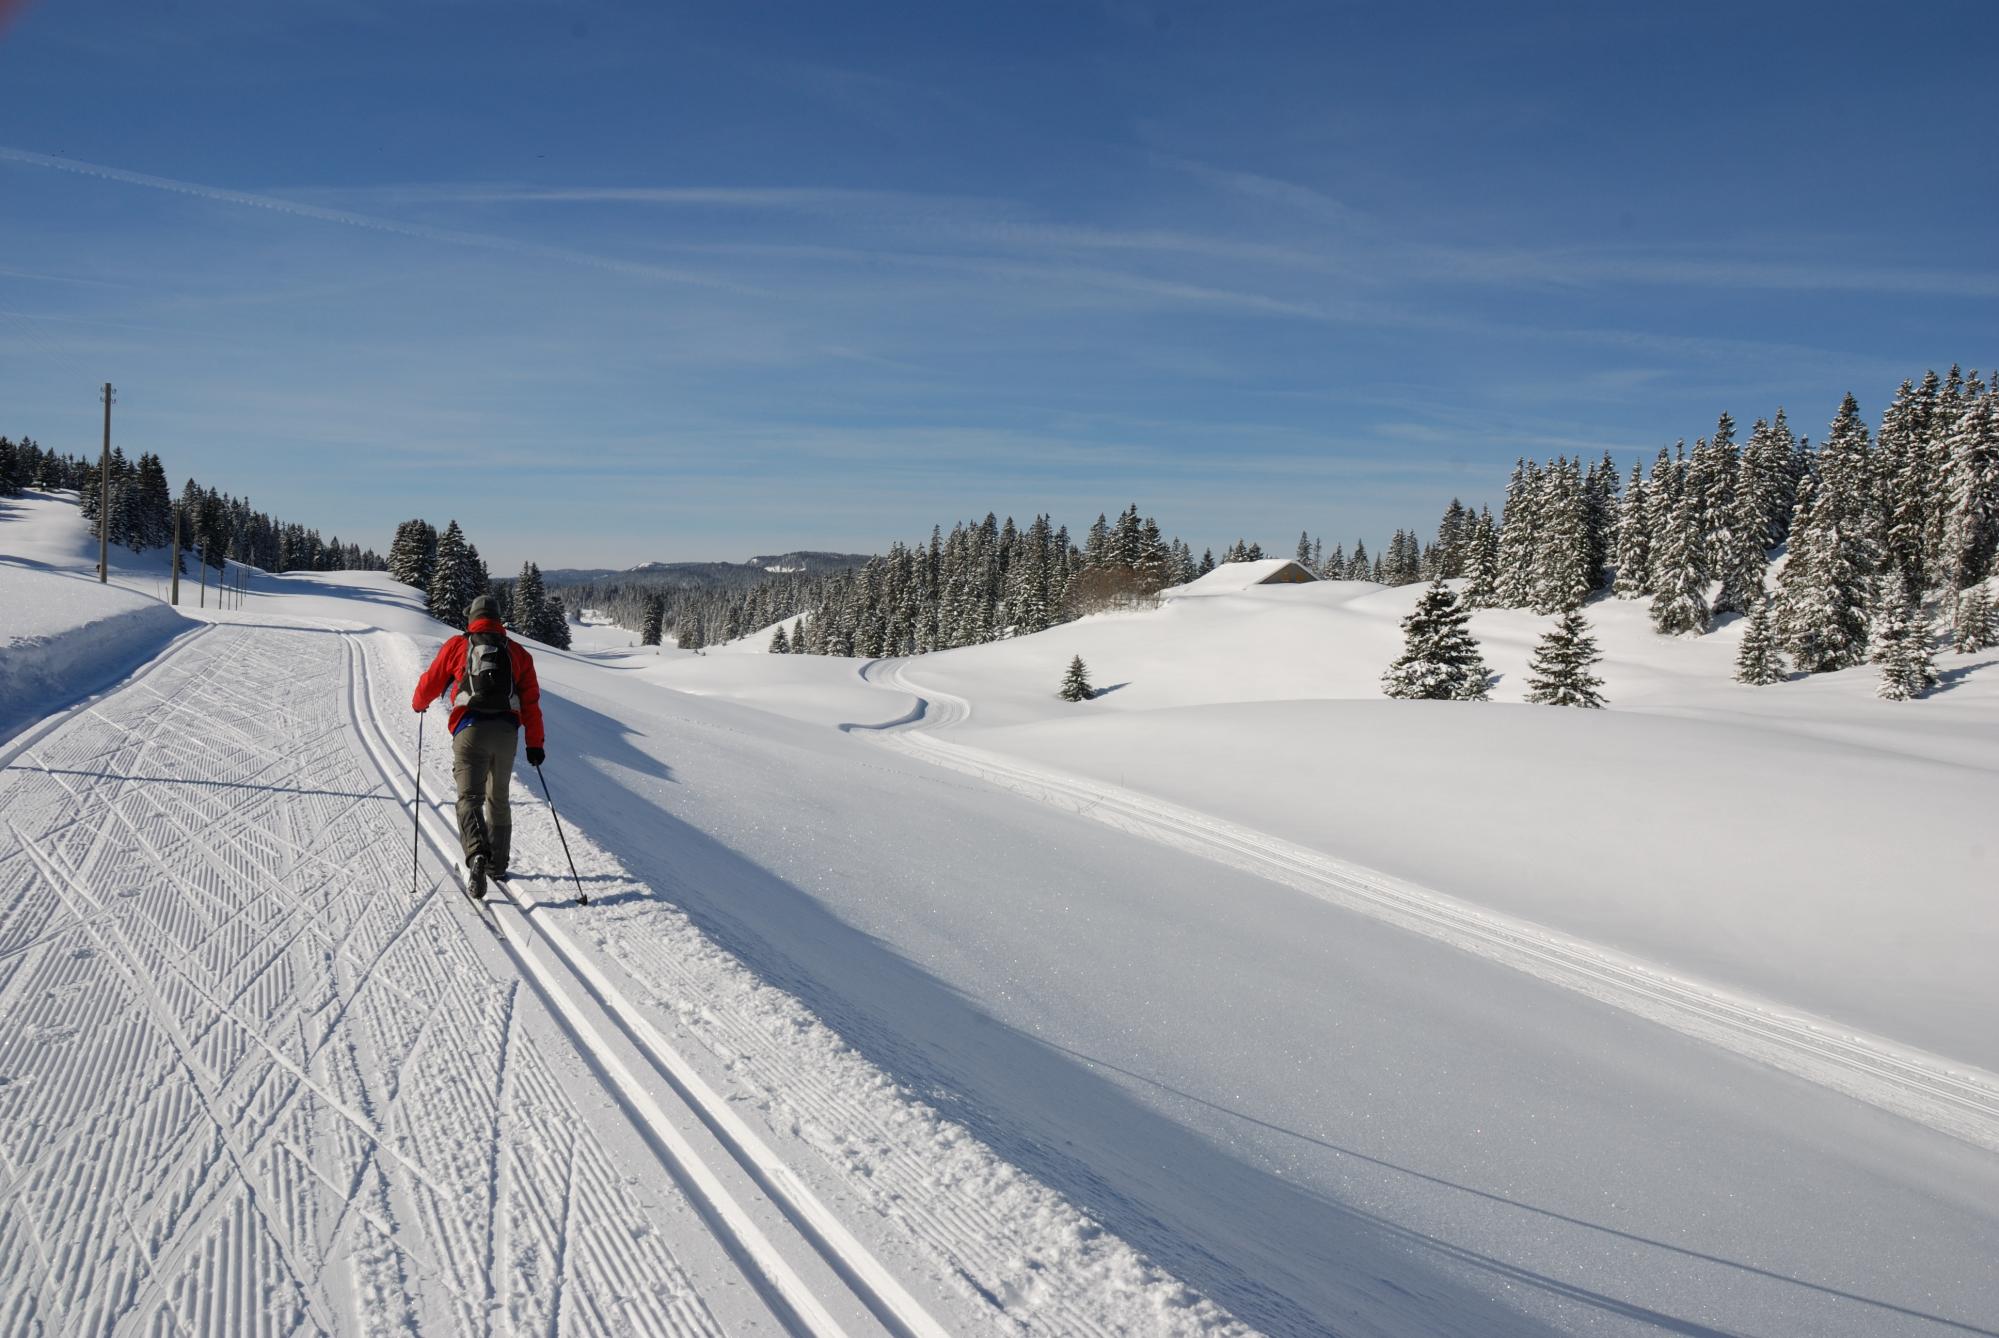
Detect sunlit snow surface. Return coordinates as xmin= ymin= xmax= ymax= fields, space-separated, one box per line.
xmin=4 ymin=490 xmax=1998 ymax=1336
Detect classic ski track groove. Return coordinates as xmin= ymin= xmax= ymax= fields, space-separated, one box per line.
xmin=345 ymin=629 xmax=954 ymax=1338
xmin=858 ymin=658 xmax=1999 ymax=1155
xmin=0 ymin=622 xmax=730 ymax=1337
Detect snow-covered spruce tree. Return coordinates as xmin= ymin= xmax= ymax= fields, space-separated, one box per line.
xmin=536 ymin=593 xmax=573 ymax=650
xmin=1780 ymin=394 xmax=1879 ymax=672
xmin=1495 ymin=459 xmax=1540 ymax=608
xmin=1944 ymin=387 xmax=1999 ymax=594
xmin=1734 ymin=597 xmax=1785 ymax=685
xmin=510 ymin=561 xmax=546 ymax=634
xmin=427 ymin=521 xmax=470 ymax=627
xmin=1713 ymin=456 xmax=1771 ymax=618
xmin=1877 ymin=378 xmax=1935 ymax=600
xmin=1954 ymin=583 xmax=1995 ymax=653
xmin=1583 ymin=453 xmax=1620 ymax=592
xmin=1648 ymin=467 xmax=1711 ymax=637
xmin=387 ymin=519 xmax=434 ymax=590
xmin=1643 ymin=443 xmax=1682 ymax=589
xmin=770 ymin=624 xmax=790 ymax=654
xmin=1532 ymin=458 xmax=1593 ymax=614
xmin=640 ymin=595 xmax=664 ymax=647
xmin=790 ymin=617 xmax=807 ymax=652
xmin=1381 ymin=577 xmax=1491 ymax=701
xmin=1460 ymin=507 xmax=1501 ymax=608
xmin=1524 ymin=609 xmax=1607 ymax=708
xmin=1611 ymin=459 xmax=1651 ymax=598
xmin=1873 ymin=597 xmax=1938 ymax=701
xmin=1058 ymin=655 xmax=1094 ymax=702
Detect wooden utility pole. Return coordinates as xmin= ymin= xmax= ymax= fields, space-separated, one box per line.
xmin=169 ymin=505 xmax=181 ymax=605
xmin=97 ymin=382 xmax=114 ymax=582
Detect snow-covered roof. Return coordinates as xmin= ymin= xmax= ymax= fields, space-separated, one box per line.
xmin=1164 ymin=558 xmax=1317 ymax=596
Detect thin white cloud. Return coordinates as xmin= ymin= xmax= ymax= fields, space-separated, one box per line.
xmin=0 ymin=147 xmax=753 ymax=292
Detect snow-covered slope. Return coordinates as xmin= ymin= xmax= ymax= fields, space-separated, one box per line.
xmin=0 ymin=490 xmax=193 ymax=741
xmin=5 ymin=499 xmax=1998 ymax=1337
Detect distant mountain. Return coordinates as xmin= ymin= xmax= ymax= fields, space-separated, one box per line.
xmin=540 ymin=551 xmax=874 ymax=592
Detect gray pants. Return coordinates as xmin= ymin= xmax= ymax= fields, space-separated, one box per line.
xmin=451 ymin=718 xmax=518 ymax=870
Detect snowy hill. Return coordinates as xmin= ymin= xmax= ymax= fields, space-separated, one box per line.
xmin=5 ymin=493 xmax=1999 ymax=1336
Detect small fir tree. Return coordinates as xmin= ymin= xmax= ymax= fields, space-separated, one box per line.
xmin=1734 ymin=597 xmax=1785 ymax=685
xmin=790 ymin=617 xmax=808 ymax=653
xmin=1381 ymin=578 xmax=1491 ymax=701
xmin=1524 ymin=609 xmax=1607 ymax=708
xmin=770 ymin=624 xmax=790 ymax=654
xmin=1953 ymin=584 xmax=1995 ymax=653
xmin=640 ymin=595 xmax=664 ymax=647
xmin=1058 ymin=655 xmax=1094 ymax=702
xmin=1874 ymin=598 xmax=1938 ymax=701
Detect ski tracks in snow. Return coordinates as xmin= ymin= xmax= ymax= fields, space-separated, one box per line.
xmin=855 ymin=659 xmax=1999 ymax=1158
xmin=348 ymin=630 xmax=1255 ymax=1338
xmin=0 ymin=623 xmax=730 ymax=1337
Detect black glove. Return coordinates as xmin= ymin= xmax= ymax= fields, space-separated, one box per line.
xmin=526 ymin=747 xmax=545 ymax=768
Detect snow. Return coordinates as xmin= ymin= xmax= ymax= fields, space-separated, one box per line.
xmin=0 ymin=491 xmax=191 ymax=742
xmin=5 ymin=490 xmax=1998 ymax=1336
xmin=872 ymin=580 xmax=1999 ymax=1069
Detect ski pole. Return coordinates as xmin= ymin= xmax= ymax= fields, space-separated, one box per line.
xmin=533 ymin=764 xmax=588 ymax=906
xmin=412 ymin=710 xmax=425 ymax=896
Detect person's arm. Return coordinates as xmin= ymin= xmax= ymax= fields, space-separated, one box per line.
xmin=412 ymin=639 xmax=460 ymax=712
xmin=513 ymin=644 xmax=546 ymax=750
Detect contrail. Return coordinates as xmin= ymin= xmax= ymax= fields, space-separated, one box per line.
xmin=0 ymin=146 xmax=751 ymax=292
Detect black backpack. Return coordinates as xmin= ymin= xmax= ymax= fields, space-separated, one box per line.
xmin=459 ymin=631 xmax=515 ymax=714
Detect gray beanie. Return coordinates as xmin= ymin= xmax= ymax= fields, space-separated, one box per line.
xmin=468 ymin=594 xmax=500 ymax=623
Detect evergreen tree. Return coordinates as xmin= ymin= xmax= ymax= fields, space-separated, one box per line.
xmin=1873 ymin=597 xmax=1938 ymax=700
xmin=1953 ymin=583 xmax=1995 ymax=653
xmin=388 ymin=519 xmax=436 ymax=590
xmin=1058 ymin=655 xmax=1094 ymax=702
xmin=537 ymin=593 xmax=573 ymax=649
xmin=1461 ymin=507 xmax=1501 ymax=608
xmin=1612 ymin=459 xmax=1651 ymax=598
xmin=1734 ymin=597 xmax=1785 ymax=685
xmin=1435 ymin=498 xmax=1470 ymax=579
xmin=1524 ymin=609 xmax=1607 ymax=708
xmin=1496 ymin=458 xmax=1540 ymax=607
xmin=791 ymin=617 xmax=807 ymax=652
xmin=511 ymin=561 xmax=547 ymax=633
xmin=1779 ymin=395 xmax=1878 ymax=672
xmin=1296 ymin=531 xmax=1314 ymax=565
xmin=1648 ymin=472 xmax=1711 ymax=637
xmin=1944 ymin=387 xmax=1999 ymax=592
xmin=1197 ymin=547 xmax=1215 ymax=576
xmin=770 ymin=624 xmax=790 ymax=654
xmin=1532 ymin=457 xmax=1592 ymax=613
xmin=1381 ymin=578 xmax=1491 ymax=701
xmin=640 ymin=594 xmax=664 ymax=646
xmin=427 ymin=521 xmax=471 ymax=626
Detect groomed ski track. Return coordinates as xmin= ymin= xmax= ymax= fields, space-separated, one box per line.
xmin=0 ymin=613 xmax=1248 ymax=1336
xmin=0 ymin=618 xmax=745 ymax=1336
xmin=855 ymin=659 xmax=1999 ymax=1157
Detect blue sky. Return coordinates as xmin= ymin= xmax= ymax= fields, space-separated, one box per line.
xmin=2 ymin=1 xmax=1993 ymax=569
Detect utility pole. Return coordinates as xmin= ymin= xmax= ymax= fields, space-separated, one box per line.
xmin=97 ymin=382 xmax=114 ymax=583
xmin=169 ymin=504 xmax=181 ymax=605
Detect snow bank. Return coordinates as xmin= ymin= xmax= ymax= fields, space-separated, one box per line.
xmin=0 ymin=564 xmax=189 ymax=742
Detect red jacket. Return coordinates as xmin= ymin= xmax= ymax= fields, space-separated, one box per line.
xmin=412 ymin=618 xmax=545 ymax=748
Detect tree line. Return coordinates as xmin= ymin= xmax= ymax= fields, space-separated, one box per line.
xmin=1376 ymin=364 xmax=1997 ymax=704
xmin=386 ymin=519 xmax=573 ymax=648
xmin=1 ymin=434 xmax=384 ymax=574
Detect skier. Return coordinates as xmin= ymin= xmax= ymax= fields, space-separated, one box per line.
xmin=412 ymin=594 xmax=546 ymax=897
